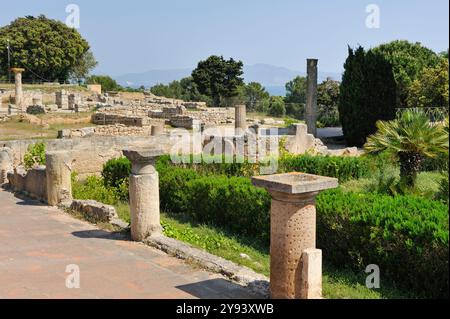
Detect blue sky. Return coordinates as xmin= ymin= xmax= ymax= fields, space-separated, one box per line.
xmin=1 ymin=0 xmax=448 ymax=75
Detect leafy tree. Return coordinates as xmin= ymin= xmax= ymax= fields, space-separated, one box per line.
xmin=317 ymin=78 xmax=341 ymax=127
xmin=0 ymin=15 xmax=91 ymax=82
xmin=285 ymin=76 xmax=307 ymax=104
xmin=339 ymin=46 xmax=397 ymax=147
xmin=150 ymin=77 xmax=212 ymax=104
xmin=407 ymin=59 xmax=449 ymax=109
xmin=69 ymin=50 xmax=98 ymax=84
xmin=191 ymin=55 xmax=244 ymax=107
xmin=371 ymin=40 xmax=441 ymax=108
xmin=365 ymin=110 xmax=449 ymax=187
xmin=86 ymin=75 xmax=121 ymax=92
xmin=268 ymin=96 xmax=286 ymax=117
xmin=284 ymin=76 xmax=307 ymax=119
xmin=238 ymin=82 xmax=270 ymax=111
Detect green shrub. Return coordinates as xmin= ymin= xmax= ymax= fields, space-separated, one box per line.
xmin=157 ymin=154 xmax=370 ymax=183
xmin=317 ymin=189 xmax=449 ymax=298
xmin=23 ymin=142 xmax=46 ymax=170
xmin=159 ymin=167 xmax=271 ymax=241
xmin=102 ymin=157 xmax=131 ymax=188
xmin=72 ymin=175 xmax=120 ymax=205
xmin=279 ymin=154 xmax=370 ymax=182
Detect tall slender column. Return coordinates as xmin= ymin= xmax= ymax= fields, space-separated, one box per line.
xmin=306 ymin=59 xmax=318 ymax=137
xmin=235 ymin=104 xmax=247 ymax=135
xmin=10 ymin=68 xmax=25 ymax=112
xmin=124 ymin=149 xmax=163 ymax=242
xmin=252 ymin=172 xmax=338 ymax=299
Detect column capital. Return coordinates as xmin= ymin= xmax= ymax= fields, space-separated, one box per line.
xmin=10 ymin=68 xmax=25 ymax=74
xmin=123 ymin=148 xmax=164 ymax=175
xmin=252 ymin=172 xmax=338 ymax=199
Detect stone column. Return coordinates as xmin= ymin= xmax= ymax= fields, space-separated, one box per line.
xmin=56 ymin=90 xmax=69 ymax=110
xmin=151 ymin=124 xmax=164 ymax=136
xmin=252 ymin=172 xmax=338 ymax=299
xmin=123 ymin=149 xmax=163 ymax=242
xmin=0 ymin=147 xmax=13 ymax=185
xmin=45 ymin=151 xmax=72 ymax=206
xmin=306 ymin=59 xmax=318 ymax=137
xmin=235 ymin=104 xmax=247 ymax=135
xmin=10 ymin=68 xmax=25 ymax=112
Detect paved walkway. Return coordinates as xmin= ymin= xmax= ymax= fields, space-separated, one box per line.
xmin=0 ymin=189 xmax=257 ymax=299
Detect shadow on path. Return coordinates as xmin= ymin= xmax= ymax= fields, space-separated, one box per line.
xmin=72 ymin=229 xmax=130 ymax=241
xmin=176 ymin=278 xmax=263 ymax=299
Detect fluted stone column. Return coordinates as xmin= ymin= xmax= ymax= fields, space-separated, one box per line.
xmin=306 ymin=59 xmax=318 ymax=137
xmin=11 ymin=68 xmax=25 ymax=112
xmin=124 ymin=149 xmax=163 ymax=242
xmin=235 ymin=104 xmax=247 ymax=135
xmin=252 ymin=172 xmax=338 ymax=299
xmin=46 ymin=151 xmax=72 ymax=206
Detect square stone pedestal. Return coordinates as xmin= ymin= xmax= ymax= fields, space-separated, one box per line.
xmin=252 ymin=172 xmax=338 ymax=299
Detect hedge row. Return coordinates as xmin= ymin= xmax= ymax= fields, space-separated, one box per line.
xmin=317 ymin=190 xmax=449 ymax=299
xmin=156 ymin=153 xmax=371 ymax=182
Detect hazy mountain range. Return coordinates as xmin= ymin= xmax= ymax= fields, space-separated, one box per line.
xmin=115 ymin=64 xmax=342 ymax=96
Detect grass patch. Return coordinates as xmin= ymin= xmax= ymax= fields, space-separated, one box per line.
xmin=0 ymin=114 xmax=94 ymax=141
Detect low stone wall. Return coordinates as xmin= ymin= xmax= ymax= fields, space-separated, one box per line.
xmin=92 ymin=113 xmax=151 ymax=127
xmin=170 ymin=116 xmax=201 ymax=130
xmin=185 ymin=108 xmax=234 ymax=125
xmin=59 ymin=125 xmax=153 ymax=138
xmin=7 ymin=166 xmax=47 ymax=201
xmin=0 ymin=135 xmax=175 ymax=177
xmin=70 ymin=200 xmax=118 ymax=222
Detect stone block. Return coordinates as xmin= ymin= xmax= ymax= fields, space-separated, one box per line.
xmin=70 ymin=200 xmax=118 ymax=222
xmin=300 ymin=249 xmax=322 ymax=299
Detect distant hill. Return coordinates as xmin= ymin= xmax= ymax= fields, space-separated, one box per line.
xmin=114 ymin=64 xmax=342 ymax=96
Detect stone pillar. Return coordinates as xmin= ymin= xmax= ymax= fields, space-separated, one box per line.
xmin=0 ymin=147 xmax=13 ymax=185
xmin=235 ymin=104 xmax=247 ymax=134
xmin=123 ymin=149 xmax=163 ymax=242
xmin=306 ymin=59 xmax=318 ymax=137
xmin=56 ymin=90 xmax=69 ymax=110
xmin=10 ymin=68 xmax=25 ymax=112
xmin=252 ymin=172 xmax=338 ymax=299
xmin=45 ymin=151 xmax=72 ymax=206
xmin=151 ymin=124 xmax=164 ymax=136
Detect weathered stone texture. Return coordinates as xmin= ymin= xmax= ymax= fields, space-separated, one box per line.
xmin=7 ymin=166 xmax=47 ymax=201
xmin=45 ymin=151 xmax=72 ymax=206
xmin=70 ymin=200 xmax=118 ymax=222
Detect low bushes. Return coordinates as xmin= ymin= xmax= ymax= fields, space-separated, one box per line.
xmin=157 ymin=153 xmax=371 ymax=182
xmin=158 ymin=165 xmax=271 ymax=241
xmin=317 ymin=189 xmax=449 ymax=299
xmin=279 ymin=154 xmax=370 ymax=182
xmin=158 ymin=166 xmax=448 ymax=298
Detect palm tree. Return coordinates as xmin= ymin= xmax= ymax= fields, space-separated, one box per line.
xmin=365 ymin=111 xmax=449 ymax=187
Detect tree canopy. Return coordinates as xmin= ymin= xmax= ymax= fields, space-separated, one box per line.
xmin=407 ymin=59 xmax=449 ymax=109
xmin=86 ymin=75 xmax=121 ymax=92
xmin=0 ymin=15 xmax=94 ymax=82
xmin=371 ymin=40 xmax=441 ymax=108
xmin=191 ymin=55 xmax=244 ymax=107
xmin=238 ymin=82 xmax=270 ymax=111
xmin=339 ymin=46 xmax=397 ymax=147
